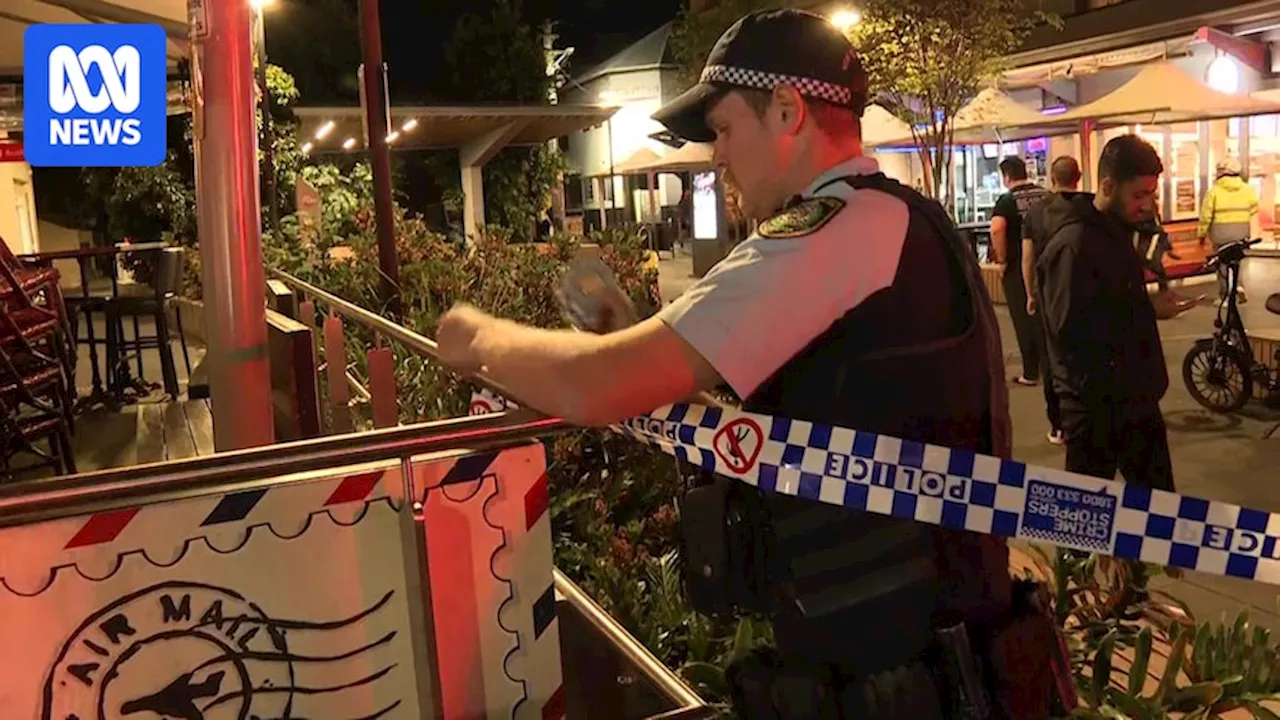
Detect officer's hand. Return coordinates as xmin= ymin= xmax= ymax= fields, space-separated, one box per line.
xmin=1151 ymin=292 xmax=1202 ymax=320
xmin=437 ymin=303 xmax=492 ymax=373
xmin=1026 ymin=296 xmax=1036 ymax=316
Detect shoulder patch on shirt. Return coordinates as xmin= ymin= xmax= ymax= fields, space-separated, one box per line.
xmin=757 ymin=196 xmax=846 ymax=239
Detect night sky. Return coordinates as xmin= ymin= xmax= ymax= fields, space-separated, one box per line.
xmin=264 ymin=0 xmax=684 ymax=104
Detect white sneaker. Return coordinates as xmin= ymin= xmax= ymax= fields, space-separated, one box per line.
xmin=1047 ymin=429 xmax=1065 ymax=446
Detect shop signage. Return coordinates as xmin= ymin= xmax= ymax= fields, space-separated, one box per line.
xmin=0 ymin=142 xmax=23 ymax=163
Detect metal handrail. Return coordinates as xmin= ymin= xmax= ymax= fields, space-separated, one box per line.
xmin=0 ymin=410 xmax=561 ymax=527
xmin=553 ymin=569 xmax=711 ymax=716
xmin=269 ymin=268 xmax=537 ymax=409
xmin=270 ymin=268 xmax=726 ymax=409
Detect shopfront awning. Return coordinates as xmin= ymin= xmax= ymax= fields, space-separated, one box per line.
xmin=0 ymin=0 xmax=189 ymax=76
xmin=875 ymin=88 xmax=1075 ymax=147
xmin=1001 ymin=35 xmax=1196 ymax=90
xmin=1054 ymin=61 xmax=1280 ymax=124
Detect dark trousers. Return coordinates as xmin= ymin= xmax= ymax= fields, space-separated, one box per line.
xmin=1039 ymin=335 xmax=1061 ymax=431
xmin=1002 ymin=272 xmax=1041 ymax=380
xmin=1059 ymin=400 xmax=1175 ymax=492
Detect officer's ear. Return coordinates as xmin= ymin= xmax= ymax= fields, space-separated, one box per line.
xmin=770 ymin=84 xmax=806 ymax=136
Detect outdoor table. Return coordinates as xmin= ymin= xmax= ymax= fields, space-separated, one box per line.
xmin=19 ymin=241 xmax=169 ymax=412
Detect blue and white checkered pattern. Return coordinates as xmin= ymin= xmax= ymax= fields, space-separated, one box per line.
xmin=614 ymin=403 xmax=1280 ymax=587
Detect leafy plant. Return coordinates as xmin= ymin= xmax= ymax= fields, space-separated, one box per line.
xmin=1027 ymin=548 xmax=1185 ymax=679
xmin=1022 ymin=546 xmax=1280 ymax=718
xmin=1070 ymin=609 xmax=1280 ymax=719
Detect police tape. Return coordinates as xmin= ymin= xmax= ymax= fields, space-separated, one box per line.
xmin=468 ymin=391 xmax=1280 ymax=586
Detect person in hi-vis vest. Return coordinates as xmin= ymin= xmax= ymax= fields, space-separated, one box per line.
xmin=1199 ymin=157 xmax=1261 ymax=303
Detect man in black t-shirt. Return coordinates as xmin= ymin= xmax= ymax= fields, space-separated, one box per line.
xmin=991 ymin=156 xmax=1049 ymax=386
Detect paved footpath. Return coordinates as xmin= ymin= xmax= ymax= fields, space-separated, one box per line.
xmin=658 ymin=252 xmax=1280 ymax=631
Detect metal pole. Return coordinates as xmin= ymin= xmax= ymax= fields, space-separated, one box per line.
xmin=190 ymin=0 xmax=276 ymax=451
xmin=357 ymin=0 xmax=402 ymax=320
xmin=254 ymin=7 xmax=279 ymax=234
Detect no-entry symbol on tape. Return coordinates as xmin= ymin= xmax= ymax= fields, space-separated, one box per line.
xmin=714 ymin=418 xmax=763 ymax=473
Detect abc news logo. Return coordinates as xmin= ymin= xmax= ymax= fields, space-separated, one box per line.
xmin=23 ymin=24 xmax=166 ymax=167
xmin=47 ymin=44 xmax=143 ymax=147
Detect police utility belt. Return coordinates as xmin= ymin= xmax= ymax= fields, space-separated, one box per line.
xmin=679 ymin=470 xmax=1070 ymax=720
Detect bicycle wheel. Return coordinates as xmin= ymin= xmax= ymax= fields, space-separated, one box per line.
xmin=1182 ymin=339 xmax=1253 ymax=413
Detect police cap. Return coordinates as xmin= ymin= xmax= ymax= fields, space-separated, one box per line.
xmin=653 ymin=9 xmax=870 ymax=143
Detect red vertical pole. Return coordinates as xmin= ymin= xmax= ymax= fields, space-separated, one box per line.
xmin=357 ymin=0 xmax=402 ymax=320
xmin=189 ymin=0 xmax=275 ymax=450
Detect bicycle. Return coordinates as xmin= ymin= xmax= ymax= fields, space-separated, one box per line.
xmin=1182 ymin=238 xmax=1280 ymax=418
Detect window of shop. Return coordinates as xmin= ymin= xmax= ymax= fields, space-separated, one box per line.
xmin=1089 ymin=117 xmax=1255 ymax=226
xmin=1166 ymin=122 xmax=1201 ymax=221
xmin=1243 ymin=114 xmax=1280 ymax=230
xmin=953 ymin=141 xmax=1024 ymax=223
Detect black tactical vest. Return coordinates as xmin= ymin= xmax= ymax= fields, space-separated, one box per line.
xmin=744 ymin=173 xmax=1014 ymax=676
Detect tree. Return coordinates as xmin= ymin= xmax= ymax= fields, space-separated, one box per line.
xmin=262 ymin=0 xmax=362 ymax=104
xmin=434 ymin=0 xmax=566 ymax=239
xmin=440 ymin=0 xmax=550 ymax=105
xmin=847 ymin=0 xmax=1056 ymax=207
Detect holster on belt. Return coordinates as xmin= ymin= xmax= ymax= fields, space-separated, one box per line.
xmin=679 ymin=472 xmax=774 ymax=616
xmin=984 ymin=579 xmax=1077 ymax=719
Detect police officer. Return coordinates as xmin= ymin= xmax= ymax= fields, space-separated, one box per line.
xmin=437 ymin=9 xmax=1058 ymax=719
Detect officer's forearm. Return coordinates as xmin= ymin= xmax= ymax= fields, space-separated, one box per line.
xmin=469 ymin=317 xmax=700 ymax=426
xmin=468 ymin=318 xmax=608 ymax=424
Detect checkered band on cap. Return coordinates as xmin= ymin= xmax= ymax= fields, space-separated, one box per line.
xmin=700 ymin=64 xmax=854 ymax=107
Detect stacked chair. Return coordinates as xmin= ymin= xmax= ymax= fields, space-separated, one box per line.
xmin=0 ymin=235 xmax=76 ymax=478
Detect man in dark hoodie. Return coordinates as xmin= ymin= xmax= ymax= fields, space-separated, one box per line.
xmin=1023 ymin=155 xmax=1082 ymax=447
xmin=1035 ymin=134 xmax=1196 ymax=492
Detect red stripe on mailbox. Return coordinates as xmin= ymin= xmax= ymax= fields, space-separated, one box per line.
xmin=65 ymin=507 xmax=141 ymax=549
xmin=541 ymin=684 xmax=566 ymax=720
xmin=323 ymin=471 xmax=385 ymax=506
xmin=524 ymin=472 xmax=550 ymax=530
